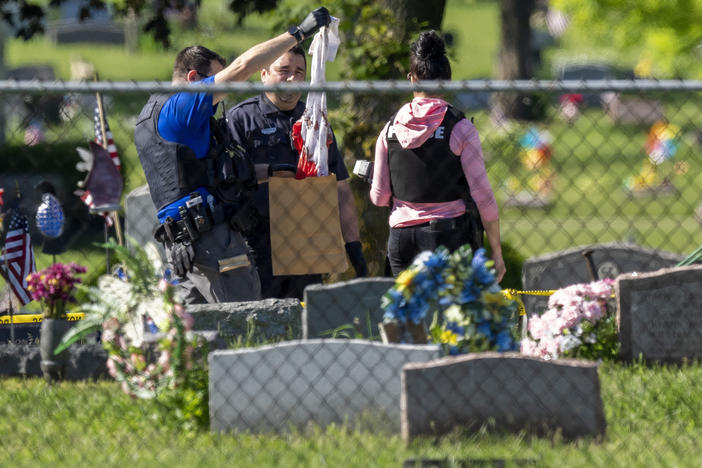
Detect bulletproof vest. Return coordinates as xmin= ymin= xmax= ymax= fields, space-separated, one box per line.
xmin=386 ymin=106 xmax=469 ymax=203
xmin=240 ymin=111 xmax=299 ymax=219
xmin=246 ymin=121 xmax=298 ymax=167
xmin=135 ymin=94 xmax=255 ymax=210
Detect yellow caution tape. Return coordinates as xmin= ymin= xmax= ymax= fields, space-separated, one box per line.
xmin=0 ymin=313 xmax=85 ymax=325
xmin=501 ymin=289 xmax=556 ymax=316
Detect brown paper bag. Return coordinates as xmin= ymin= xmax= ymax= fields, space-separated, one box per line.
xmin=268 ymin=175 xmax=348 ymax=275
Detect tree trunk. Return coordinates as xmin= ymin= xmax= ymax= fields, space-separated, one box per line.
xmin=381 ymin=0 xmax=446 ymax=38
xmin=0 ymin=26 xmax=6 ymax=145
xmin=495 ymin=0 xmax=536 ymax=120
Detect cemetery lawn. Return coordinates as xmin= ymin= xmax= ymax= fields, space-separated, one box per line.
xmin=4 ymin=0 xmax=496 ymax=81
xmin=0 ymin=361 xmax=700 ymax=467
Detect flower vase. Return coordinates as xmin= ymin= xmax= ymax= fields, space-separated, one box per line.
xmin=40 ymin=318 xmax=72 ymax=382
xmin=379 ymin=321 xmax=401 ymax=344
xmin=379 ymin=321 xmax=428 ymax=344
xmin=407 ymin=321 xmax=428 ymax=344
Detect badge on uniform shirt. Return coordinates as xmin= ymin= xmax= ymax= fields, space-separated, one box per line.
xmin=261 ymin=127 xmax=277 ymax=135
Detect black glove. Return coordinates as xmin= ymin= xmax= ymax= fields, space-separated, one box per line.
xmin=296 ymin=6 xmax=331 ymax=41
xmin=167 ymin=241 xmax=195 ymax=278
xmin=345 ymin=241 xmax=368 ymax=277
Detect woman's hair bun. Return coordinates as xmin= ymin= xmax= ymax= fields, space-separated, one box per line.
xmin=414 ymin=31 xmax=446 ymax=60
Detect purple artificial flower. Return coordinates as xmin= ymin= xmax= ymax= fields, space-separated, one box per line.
xmin=26 ymin=262 xmax=87 ymax=312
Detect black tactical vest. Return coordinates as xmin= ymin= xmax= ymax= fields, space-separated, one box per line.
xmin=135 ymin=94 xmax=256 ymax=211
xmin=247 ymin=125 xmax=298 ymax=166
xmin=134 ymin=94 xmax=210 ymax=210
xmin=386 ymin=106 xmax=469 ymax=203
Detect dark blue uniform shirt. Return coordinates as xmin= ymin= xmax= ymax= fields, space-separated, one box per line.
xmin=226 ymin=94 xmax=349 ymax=218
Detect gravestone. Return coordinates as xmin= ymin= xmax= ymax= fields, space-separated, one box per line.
xmin=6 ymin=65 xmax=62 ymax=124
xmin=556 ymin=63 xmax=614 ymax=107
xmin=303 ymin=277 xmax=395 ymax=339
xmin=522 ymin=243 xmax=682 ymax=317
xmin=0 ymin=342 xmax=107 ymax=380
xmin=125 ymin=185 xmax=164 ymax=260
xmin=401 ymin=352 xmax=606 ymax=441
xmin=209 ymin=339 xmax=440 ymax=433
xmin=0 ymin=322 xmax=41 ymax=343
xmin=46 ymin=0 xmax=124 ymax=45
xmin=604 ymin=94 xmax=665 ymax=126
xmin=616 ymin=265 xmax=702 ymax=362
xmin=188 ymin=299 xmax=302 ymax=342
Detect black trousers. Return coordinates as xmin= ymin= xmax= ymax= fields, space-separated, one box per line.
xmin=387 ymin=215 xmax=475 ymax=277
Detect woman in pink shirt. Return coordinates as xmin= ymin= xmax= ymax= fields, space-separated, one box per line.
xmin=370 ymin=30 xmax=506 ymax=281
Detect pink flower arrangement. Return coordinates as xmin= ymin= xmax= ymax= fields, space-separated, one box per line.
xmin=26 ymin=263 xmax=87 ymax=319
xmin=99 ymin=276 xmax=196 ymax=399
xmin=521 ymin=279 xmax=617 ymax=361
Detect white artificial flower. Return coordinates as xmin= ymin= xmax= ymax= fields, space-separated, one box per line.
xmin=412 ymin=251 xmax=433 ymax=267
xmin=144 ymin=242 xmax=164 ymax=274
xmin=559 ymin=333 xmax=581 ymax=353
xmin=444 ymin=304 xmax=463 ymax=324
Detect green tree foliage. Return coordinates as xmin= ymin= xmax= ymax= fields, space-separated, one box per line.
xmin=552 ymin=0 xmax=702 ymax=78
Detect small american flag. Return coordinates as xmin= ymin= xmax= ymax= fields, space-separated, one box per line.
xmin=0 ymin=210 xmax=36 ymax=305
xmin=94 ymin=94 xmax=121 ymax=170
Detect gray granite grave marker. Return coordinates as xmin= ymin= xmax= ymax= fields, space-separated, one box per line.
xmin=522 ymin=243 xmax=682 ymax=316
xmin=125 ymin=185 xmax=164 ymax=260
xmin=401 ymin=352 xmax=605 ymax=440
xmin=605 ymin=94 xmax=665 ymax=125
xmin=46 ymin=0 xmax=125 ymax=44
xmin=617 ymin=265 xmax=702 ymax=362
xmin=303 ymin=278 xmax=395 ymax=339
xmin=209 ymin=339 xmax=440 ymax=433
xmin=188 ymin=299 xmax=302 ymax=342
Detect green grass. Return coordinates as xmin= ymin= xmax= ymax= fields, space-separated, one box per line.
xmin=0 ymin=361 xmax=700 ymax=466
xmin=5 ymin=1 xmax=275 ymax=80
xmin=5 ymin=0 xmax=500 ymax=80
xmin=470 ymin=99 xmax=702 ymax=258
xmin=443 ymin=0 xmax=500 ymax=79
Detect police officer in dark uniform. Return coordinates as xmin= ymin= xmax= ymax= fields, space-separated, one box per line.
xmin=134 ymin=7 xmax=332 ymax=304
xmin=226 ymin=46 xmax=367 ymax=299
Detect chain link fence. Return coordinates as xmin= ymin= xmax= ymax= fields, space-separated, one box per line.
xmin=1 ymin=80 xmax=702 ymax=466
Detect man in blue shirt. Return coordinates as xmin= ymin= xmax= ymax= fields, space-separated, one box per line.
xmin=226 ymin=46 xmax=367 ymax=299
xmin=135 ymin=7 xmax=331 ymax=304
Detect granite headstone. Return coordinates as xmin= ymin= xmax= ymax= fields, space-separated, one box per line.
xmin=46 ymin=0 xmax=125 ymax=45
xmin=209 ymin=339 xmax=440 ymax=433
xmin=7 ymin=65 xmax=62 ymax=124
xmin=401 ymin=352 xmax=606 ymax=440
xmin=303 ymin=278 xmax=395 ymax=339
xmin=604 ymin=94 xmax=665 ymax=125
xmin=188 ymin=299 xmax=302 ymax=342
xmin=522 ymin=243 xmax=682 ymax=316
xmin=616 ymin=265 xmax=702 ymax=362
xmin=125 ymin=185 xmax=164 ymax=260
